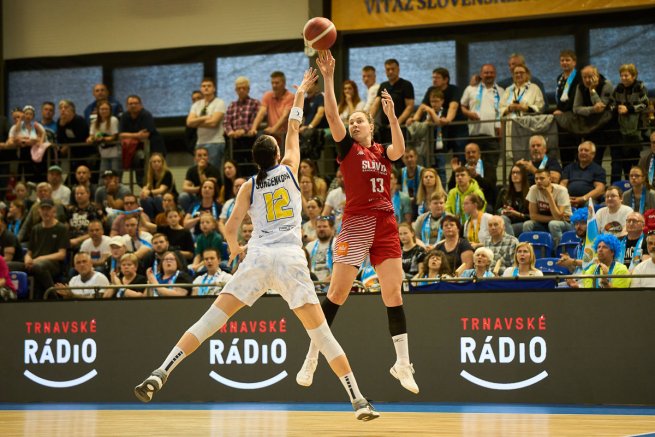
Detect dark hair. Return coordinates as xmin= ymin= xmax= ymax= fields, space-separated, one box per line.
xmin=126 ymin=95 xmax=142 ymax=104
xmin=270 ymin=71 xmax=286 ymax=80
xmin=433 ymin=67 xmax=450 ymax=81
xmin=202 ymin=247 xmax=221 ymax=260
xmin=362 ymin=65 xmax=376 ymax=72
xmin=384 ymin=59 xmax=399 ymax=66
xmin=222 ymin=159 xmax=240 ymax=202
xmin=42 ymin=101 xmax=55 ymax=109
xmin=440 ymin=214 xmax=462 ymax=232
xmin=201 ymin=77 xmax=216 ymax=87
xmin=152 ymin=233 xmax=168 ymax=242
xmin=504 ymin=165 xmax=529 ymax=206
xmin=308 ymin=196 xmax=325 ymax=210
xmin=252 ymin=135 xmax=278 ymax=185
xmin=560 ymin=49 xmax=577 ymax=61
xmin=423 ymin=249 xmax=452 ymax=276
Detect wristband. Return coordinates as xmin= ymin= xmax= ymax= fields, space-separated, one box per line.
xmin=289 ymin=107 xmax=303 ymax=123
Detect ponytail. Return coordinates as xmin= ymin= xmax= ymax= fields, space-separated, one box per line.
xmin=252 ymin=135 xmax=278 ymax=186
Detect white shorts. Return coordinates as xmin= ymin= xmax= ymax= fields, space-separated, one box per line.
xmin=220 ymin=245 xmax=319 ymax=309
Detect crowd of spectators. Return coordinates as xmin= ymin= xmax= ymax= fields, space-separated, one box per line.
xmin=0 ymin=48 xmax=654 ymax=301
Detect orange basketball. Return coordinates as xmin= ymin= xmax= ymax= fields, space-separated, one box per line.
xmin=303 ymin=17 xmax=337 ymax=50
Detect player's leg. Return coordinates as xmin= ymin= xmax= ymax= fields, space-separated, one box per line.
xmin=376 ymin=257 xmax=419 ymax=394
xmin=296 ymin=262 xmax=358 ymax=386
xmin=293 ymin=302 xmax=379 ymax=421
xmin=134 ymin=293 xmax=245 ymax=402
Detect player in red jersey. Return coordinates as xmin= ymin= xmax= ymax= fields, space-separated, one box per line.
xmin=296 ymin=50 xmax=419 ymax=394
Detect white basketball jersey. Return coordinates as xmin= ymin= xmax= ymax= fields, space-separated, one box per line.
xmin=248 ymin=165 xmax=303 ymax=248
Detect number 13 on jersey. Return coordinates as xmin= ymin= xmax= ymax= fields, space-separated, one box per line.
xmin=370 ymin=177 xmax=384 ymax=193
xmin=264 ymin=187 xmax=294 ymax=221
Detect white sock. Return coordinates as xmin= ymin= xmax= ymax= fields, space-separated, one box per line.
xmin=159 ymin=346 xmax=185 ymax=376
xmin=306 ymin=341 xmax=321 ymax=360
xmin=392 ymin=333 xmax=410 ymax=366
xmin=339 ymin=372 xmax=364 ymax=402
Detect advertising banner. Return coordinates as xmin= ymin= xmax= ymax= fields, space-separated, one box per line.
xmin=1 ymin=290 xmax=654 ymax=404
xmin=331 ymin=0 xmax=654 ymax=32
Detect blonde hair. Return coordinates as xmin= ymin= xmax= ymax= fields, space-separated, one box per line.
xmin=416 ymin=168 xmax=445 ymax=206
xmin=513 ymin=242 xmax=537 ymax=270
xmin=619 ymin=63 xmax=638 ymax=78
xmin=145 ymin=153 xmax=171 ymax=189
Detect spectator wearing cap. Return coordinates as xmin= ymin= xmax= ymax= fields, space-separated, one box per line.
xmin=102 ymin=235 xmax=127 ymax=277
xmin=568 ymin=234 xmax=631 ymax=289
xmin=18 ymin=182 xmax=68 ymax=243
xmin=304 ymin=215 xmax=335 ymax=283
xmin=48 ymin=165 xmax=71 ymax=206
xmin=95 ymin=169 xmax=131 ymax=211
xmin=8 ymin=199 xmax=69 ymax=299
xmin=56 ymin=99 xmax=92 ymax=177
xmin=631 ymin=232 xmax=655 ymax=288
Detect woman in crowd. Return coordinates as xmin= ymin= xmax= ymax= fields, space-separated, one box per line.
xmin=503 ymin=242 xmax=543 ymax=277
xmin=462 ymin=193 xmax=492 ymax=249
xmin=9 ymin=105 xmax=47 ymax=181
xmin=185 ymin=179 xmax=221 ymax=236
xmin=107 ymin=253 xmax=148 ymax=298
xmin=610 ymin=63 xmax=650 ymax=181
xmin=414 ymin=249 xmax=451 ymax=282
xmin=5 ymin=199 xmax=26 ymax=238
xmin=623 ymin=166 xmax=655 ymax=215
xmin=337 ymin=80 xmax=365 ymax=124
xmin=218 ymin=159 xmax=240 ymax=204
xmin=145 ymin=192 xmax=180 ymax=231
xmin=12 ymin=182 xmax=33 ymax=212
xmin=300 ymin=174 xmax=320 ymax=221
xmin=458 ymin=247 xmax=495 ymax=278
xmin=88 ymin=99 xmax=120 ymax=178
xmin=300 ymin=158 xmax=328 ymax=199
xmin=595 ymin=186 xmax=633 ymax=235
xmin=303 ymin=196 xmax=324 ymax=245
xmin=496 ymin=164 xmax=530 ymax=236
xmin=435 ymin=215 xmax=474 ymax=273
xmin=146 ymin=250 xmax=193 ymax=297
xmin=141 ymin=153 xmax=177 ymax=220
xmin=500 ymin=64 xmax=545 ymax=160
xmin=399 ymin=223 xmax=425 ymax=281
xmin=415 ymin=167 xmax=445 ymax=216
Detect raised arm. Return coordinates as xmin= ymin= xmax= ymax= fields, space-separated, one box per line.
xmin=316 ymin=50 xmax=347 ymax=142
xmin=381 ymin=89 xmax=406 ymax=161
xmin=282 ymin=68 xmax=319 ymax=173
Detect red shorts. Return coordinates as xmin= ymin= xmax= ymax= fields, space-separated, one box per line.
xmin=334 ymin=212 xmax=401 ymax=268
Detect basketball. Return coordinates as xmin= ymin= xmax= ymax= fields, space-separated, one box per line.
xmin=303 ymin=17 xmax=337 ymax=50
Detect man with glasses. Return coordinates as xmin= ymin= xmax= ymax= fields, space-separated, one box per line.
xmin=631 ymin=232 xmax=655 ymax=287
xmin=620 ymin=212 xmax=649 ymax=272
xmin=110 ymin=193 xmax=152 ymax=237
xmin=638 ymin=132 xmax=655 ymax=187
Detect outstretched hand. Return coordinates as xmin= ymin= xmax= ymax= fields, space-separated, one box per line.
xmin=315 ymin=50 xmax=335 ymax=78
xmin=380 ymin=90 xmax=396 ymax=121
xmin=295 ymin=68 xmax=319 ymax=94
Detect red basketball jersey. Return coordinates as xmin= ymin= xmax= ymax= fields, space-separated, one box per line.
xmin=338 ymin=140 xmax=394 ymax=215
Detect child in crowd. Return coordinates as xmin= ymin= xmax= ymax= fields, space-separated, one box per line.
xmin=158 ymin=209 xmax=194 ymax=262
xmin=190 ymin=213 xmax=224 ymax=273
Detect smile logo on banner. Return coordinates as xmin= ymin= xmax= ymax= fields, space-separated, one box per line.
xmin=458 ymin=315 xmax=548 ymax=390
xmin=208 ymin=318 xmax=288 ymax=390
xmin=23 ymin=319 xmax=98 ymax=388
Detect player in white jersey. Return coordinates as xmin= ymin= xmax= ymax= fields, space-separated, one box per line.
xmin=134 ymin=69 xmax=379 ymax=421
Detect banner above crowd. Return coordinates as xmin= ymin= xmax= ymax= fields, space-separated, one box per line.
xmin=332 ymin=0 xmax=653 ymax=31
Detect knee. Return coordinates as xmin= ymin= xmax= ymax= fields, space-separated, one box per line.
xmin=523 ymin=220 xmax=536 ymax=232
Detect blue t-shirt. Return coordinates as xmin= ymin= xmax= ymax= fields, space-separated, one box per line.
xmin=562 ymin=161 xmax=606 ymax=198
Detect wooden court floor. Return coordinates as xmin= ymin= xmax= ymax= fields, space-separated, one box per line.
xmin=2 ymin=408 xmax=655 ymax=437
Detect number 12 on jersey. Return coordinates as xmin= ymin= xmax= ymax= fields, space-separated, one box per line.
xmin=264 ymin=187 xmax=293 ymax=221
xmin=370 ymin=177 xmax=384 ymax=193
